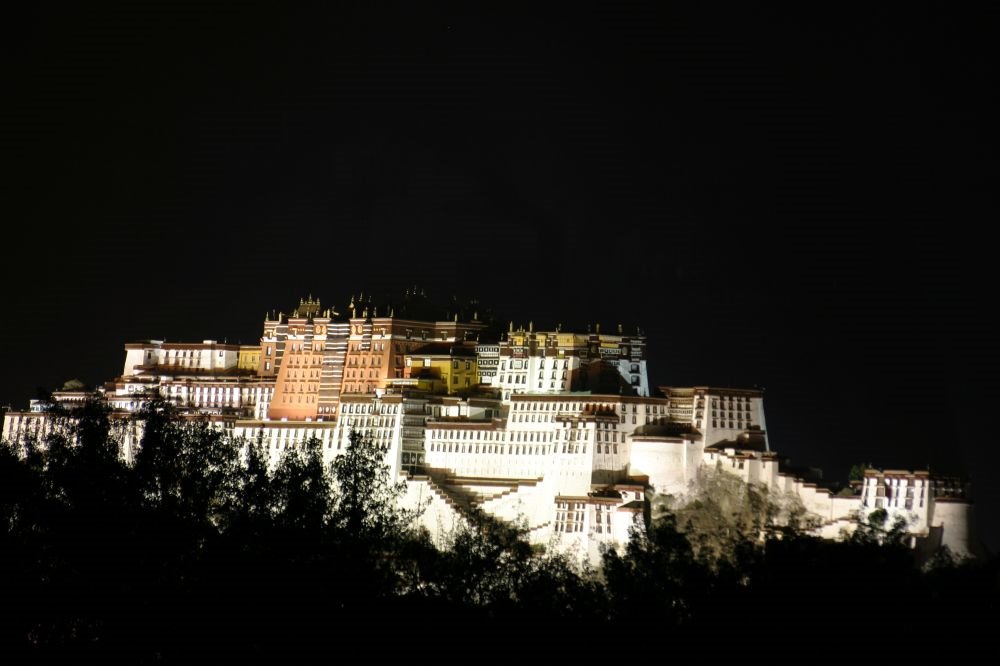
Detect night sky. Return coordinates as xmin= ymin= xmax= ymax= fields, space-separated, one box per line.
xmin=3 ymin=5 xmax=996 ymax=549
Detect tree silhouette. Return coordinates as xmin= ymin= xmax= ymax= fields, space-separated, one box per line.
xmin=602 ymin=513 xmax=712 ymax=634
xmin=1 ymin=407 xmax=997 ymax=659
xmin=325 ymin=428 xmax=422 ymax=618
xmin=271 ymin=436 xmax=332 ymax=533
xmin=330 ymin=428 xmax=412 ymax=541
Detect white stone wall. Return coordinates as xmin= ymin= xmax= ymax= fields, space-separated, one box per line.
xmin=106 ymin=376 xmax=275 ymax=417
xmin=860 ymin=474 xmax=931 ymax=535
xmin=1 ymin=409 xmax=206 ymax=466
xmin=399 ymin=476 xmax=468 ymax=545
xmin=233 ymin=421 xmax=340 ymax=468
xmin=425 ymin=427 xmax=552 ymax=481
xmin=123 ymin=346 xmax=150 ymax=376
xmin=2 ymin=381 xmax=977 ymax=566
xmin=546 ymin=495 xmax=643 ymax=563
xmin=629 ymin=437 xmax=703 ymax=497
xmin=3 ymin=411 xmax=64 ymax=443
xmin=931 ymin=500 xmax=973 ymax=558
xmin=705 ymin=448 xmax=860 ymax=525
xmin=700 ymin=449 xmax=982 ymax=557
xmin=474 ymin=344 xmax=500 ymax=385
xmin=476 ymin=480 xmax=546 ymax=526
xmin=123 ymin=341 xmax=239 ymax=376
xmin=493 ymin=355 xmax=580 ymax=400
xmin=829 ymin=495 xmax=861 ymax=522
xmin=699 ymin=393 xmax=766 ymax=447
xmin=614 ymin=358 xmax=649 ymax=397
xmin=332 ymin=398 xmax=403 ymax=471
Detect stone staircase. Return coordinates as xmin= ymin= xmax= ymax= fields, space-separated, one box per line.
xmin=418 ymin=468 xmax=549 ymax=533
xmin=473 ymin=479 xmax=538 ymax=511
xmin=806 ymin=514 xmax=860 ymax=539
xmin=422 ymin=470 xmax=479 ymax=515
xmin=526 ymin=521 xmax=552 ymax=536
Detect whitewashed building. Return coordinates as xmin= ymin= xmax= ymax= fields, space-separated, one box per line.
xmin=1 ymin=328 xmax=977 ymax=564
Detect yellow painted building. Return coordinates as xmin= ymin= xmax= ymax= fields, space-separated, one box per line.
xmin=238 ymin=345 xmax=261 ymax=373
xmin=403 ymin=343 xmax=479 ymax=395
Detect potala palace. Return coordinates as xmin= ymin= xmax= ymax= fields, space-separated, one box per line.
xmin=2 ymin=293 xmax=975 ymax=561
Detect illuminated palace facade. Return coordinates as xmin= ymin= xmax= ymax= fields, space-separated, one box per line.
xmin=2 ymin=294 xmax=975 ymax=562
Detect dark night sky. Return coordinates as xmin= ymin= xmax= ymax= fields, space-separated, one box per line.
xmin=3 ymin=4 xmax=996 ymax=549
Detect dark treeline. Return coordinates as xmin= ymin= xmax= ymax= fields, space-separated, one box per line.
xmin=1 ymin=400 xmax=996 ymax=662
